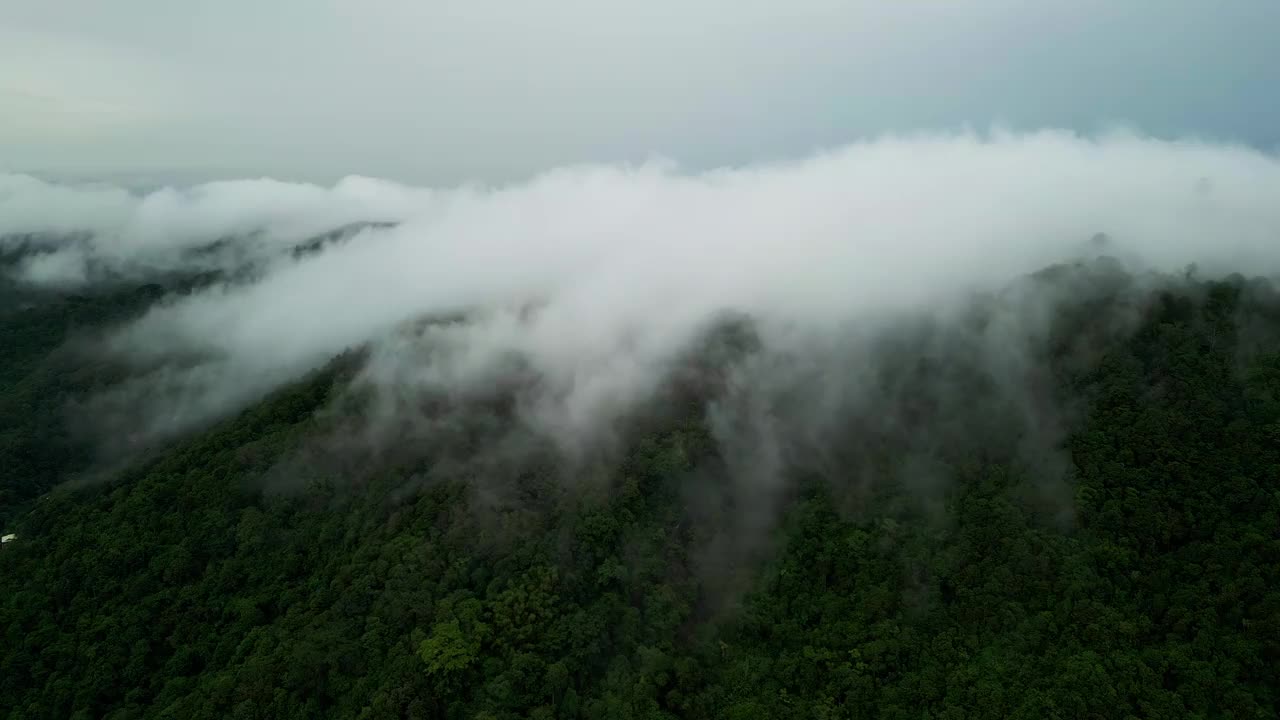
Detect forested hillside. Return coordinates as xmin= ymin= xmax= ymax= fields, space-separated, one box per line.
xmin=0 ymin=257 xmax=219 ymax=519
xmin=2 ymin=262 xmax=1280 ymax=719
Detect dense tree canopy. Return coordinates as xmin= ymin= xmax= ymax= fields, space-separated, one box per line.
xmin=2 ymin=264 xmax=1279 ymax=718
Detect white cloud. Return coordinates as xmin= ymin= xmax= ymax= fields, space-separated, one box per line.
xmin=1 ymin=173 xmax=433 ymax=283
xmin=22 ymin=129 xmax=1277 ymax=444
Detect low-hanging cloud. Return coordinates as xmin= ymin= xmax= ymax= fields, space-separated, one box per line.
xmin=16 ymin=129 xmax=1280 ymax=452
xmin=0 ymin=172 xmax=431 ymax=285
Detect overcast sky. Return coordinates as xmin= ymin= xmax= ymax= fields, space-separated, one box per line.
xmin=2 ymin=1 xmax=1277 ymax=185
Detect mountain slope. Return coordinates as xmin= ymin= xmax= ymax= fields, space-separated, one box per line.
xmin=1 ymin=268 xmax=1279 ymax=719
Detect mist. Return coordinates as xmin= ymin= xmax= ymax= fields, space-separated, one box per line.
xmin=5 ymin=129 xmax=1274 ymax=461
xmin=0 ymin=173 xmax=429 ymax=286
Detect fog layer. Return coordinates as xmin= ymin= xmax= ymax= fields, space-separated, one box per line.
xmin=6 ymin=130 xmax=1279 ymax=447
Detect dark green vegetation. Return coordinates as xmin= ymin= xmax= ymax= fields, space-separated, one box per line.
xmin=2 ymin=261 xmax=1279 ymax=719
xmin=0 ymin=275 xmax=161 ymax=516
xmin=0 ymin=261 xmax=216 ymax=520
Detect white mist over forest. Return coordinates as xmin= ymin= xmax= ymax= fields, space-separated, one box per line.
xmin=4 ymin=130 xmax=1279 ymax=450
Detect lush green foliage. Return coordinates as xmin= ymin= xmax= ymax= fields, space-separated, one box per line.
xmin=0 ymin=279 xmax=162 ymax=516
xmin=2 ymin=269 xmax=1279 ymax=718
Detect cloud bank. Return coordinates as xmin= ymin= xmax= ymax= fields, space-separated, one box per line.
xmin=8 ymin=129 xmax=1280 ymax=456
xmin=1 ymin=173 xmax=429 ymax=285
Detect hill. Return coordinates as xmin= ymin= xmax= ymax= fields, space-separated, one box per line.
xmin=1 ymin=259 xmax=1278 ymax=719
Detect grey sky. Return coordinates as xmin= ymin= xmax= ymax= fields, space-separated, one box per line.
xmin=2 ymin=1 xmax=1277 ymax=184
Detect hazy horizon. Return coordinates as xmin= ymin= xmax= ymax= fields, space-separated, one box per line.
xmin=4 ymin=1 xmax=1278 ymax=185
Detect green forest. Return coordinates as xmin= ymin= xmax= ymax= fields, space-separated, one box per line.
xmin=2 ymin=261 xmax=1279 ymax=719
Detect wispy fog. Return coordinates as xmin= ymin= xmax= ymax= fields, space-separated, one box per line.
xmin=7 ymin=130 xmax=1278 ymax=450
